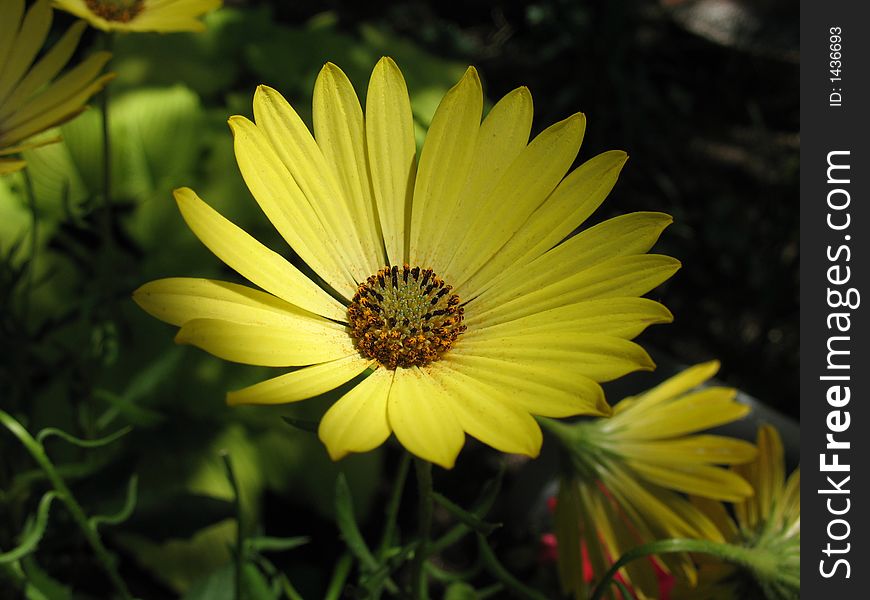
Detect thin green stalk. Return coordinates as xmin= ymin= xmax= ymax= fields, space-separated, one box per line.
xmin=476 ymin=535 xmax=549 ymax=600
xmin=221 ymin=453 xmax=243 ymax=600
xmin=589 ymin=538 xmax=775 ymax=600
xmin=100 ymin=31 xmax=114 ymax=250
xmin=377 ymin=453 xmax=411 ymax=561
xmin=0 ymin=410 xmax=132 ymax=599
xmin=409 ymin=459 xmax=433 ymax=600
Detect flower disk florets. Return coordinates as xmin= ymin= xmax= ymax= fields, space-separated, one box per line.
xmin=347 ymin=265 xmax=465 ymax=370
xmin=84 ymin=0 xmax=144 ymax=22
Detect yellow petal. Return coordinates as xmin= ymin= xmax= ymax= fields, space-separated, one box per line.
xmin=318 ymin=368 xmax=394 ymax=460
xmin=227 ymin=355 xmax=374 ymax=406
xmin=133 ymin=277 xmax=337 ymax=327
xmin=690 ymin=496 xmax=739 ymax=541
xmin=387 ymin=366 xmax=465 ymax=468
xmin=441 ymin=353 xmax=610 ymax=417
xmin=366 ymin=57 xmax=416 ymax=266
xmin=253 ymin=85 xmax=376 ymax=281
xmin=461 ymin=150 xmax=628 ymax=299
xmin=468 ymin=254 xmax=680 ymax=328
xmin=617 ymin=360 xmax=721 ymax=417
xmin=454 ymin=333 xmax=654 ymax=383
xmin=472 ymin=212 xmax=673 ymax=307
xmin=175 ymin=318 xmax=354 ymax=367
xmin=313 ymin=63 xmax=386 ymax=271
xmin=468 ymin=298 xmax=673 ymax=341
xmin=616 ymin=435 xmax=758 ymax=466
xmin=228 ymin=116 xmax=357 ymax=299
xmin=755 ymin=424 xmax=785 ymax=520
xmin=610 ymin=387 xmax=749 ymax=440
xmin=0 ymin=0 xmax=25 ymax=75
xmin=628 ymin=460 xmax=754 ymax=502
xmin=410 ymin=67 xmax=482 ymax=266
xmin=173 ymin=187 xmax=347 ymax=320
xmin=0 ymin=157 xmax=26 ymax=174
xmin=426 ymin=86 xmax=533 ymax=275
xmin=0 ymin=21 xmax=85 ymax=121
xmin=554 ymin=482 xmax=586 ymax=599
xmin=425 ymin=362 xmax=542 ymax=456
xmin=444 ymin=113 xmax=585 ymax=288
xmin=0 ymin=0 xmax=51 ymax=105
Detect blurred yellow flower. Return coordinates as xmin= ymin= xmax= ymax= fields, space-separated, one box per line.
xmin=51 ymin=0 xmax=221 ymax=33
xmin=0 ymin=0 xmax=113 ymax=174
xmin=134 ymin=58 xmax=679 ymax=468
xmin=677 ymin=425 xmax=800 ymax=600
xmin=547 ymin=361 xmax=757 ymax=599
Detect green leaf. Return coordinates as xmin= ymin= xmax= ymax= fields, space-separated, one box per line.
xmin=35 ymin=425 xmax=131 ymax=448
xmin=0 ymin=492 xmax=57 ymax=564
xmin=93 ymin=389 xmax=164 ymax=429
xmin=182 ymin=562 xmax=277 ymax=600
xmin=245 ymin=535 xmax=309 ymax=554
xmin=334 ymin=473 xmax=378 ymax=573
xmin=90 ymin=475 xmax=138 ymax=529
xmin=445 ymin=582 xmax=480 ymax=600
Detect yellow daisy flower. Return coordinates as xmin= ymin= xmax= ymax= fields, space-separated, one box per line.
xmin=546 ymin=361 xmax=757 ymax=599
xmin=678 ymin=425 xmax=800 ymax=600
xmin=0 ymin=0 xmax=113 ymax=174
xmin=51 ymin=0 xmax=221 ymax=33
xmin=134 ymin=58 xmax=680 ymax=469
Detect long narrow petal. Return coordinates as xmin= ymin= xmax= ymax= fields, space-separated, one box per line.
xmin=471 ymin=212 xmax=673 ymax=309
xmin=467 ymin=254 xmax=681 ymax=328
xmin=0 ymin=0 xmax=51 ymax=106
xmin=454 ymin=333 xmax=654 ymax=383
xmin=313 ymin=63 xmax=386 ymax=271
xmin=462 ymin=150 xmax=628 ymax=299
xmin=387 ymin=366 xmax=465 ymax=468
xmin=133 ymin=277 xmax=337 ymax=327
xmin=0 ymin=21 xmax=85 ymax=121
xmin=410 ymin=67 xmax=482 ymax=265
xmin=444 ymin=113 xmax=585 ymax=288
xmin=318 ymin=368 xmax=394 ymax=460
xmin=228 ymin=117 xmax=357 ymax=299
xmin=613 ymin=360 xmax=720 ymax=418
xmin=366 ymin=57 xmax=416 ymax=266
xmin=468 ymin=298 xmax=673 ymax=341
xmin=0 ymin=0 xmax=25 ymax=75
xmin=175 ymin=318 xmax=354 ymax=367
xmin=628 ymin=460 xmax=754 ymax=502
xmin=616 ymin=435 xmax=757 ymax=465
xmin=253 ymin=85 xmax=376 ymax=281
xmin=426 ymin=362 xmax=542 ymax=456
xmin=227 ymin=355 xmax=374 ymax=406
xmin=426 ymin=87 xmax=533 ymax=274
xmin=173 ymin=187 xmax=347 ymax=320
xmin=441 ymin=353 xmax=611 ymax=417
xmin=613 ymin=388 xmax=750 ymax=440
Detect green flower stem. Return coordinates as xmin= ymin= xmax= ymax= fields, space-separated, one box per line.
xmin=377 ymin=452 xmax=411 ymax=561
xmin=221 ymin=453 xmax=243 ymax=600
xmin=410 ymin=458 xmax=433 ymax=600
xmin=476 ymin=534 xmax=550 ymax=600
xmin=589 ymin=538 xmax=784 ymax=600
xmin=100 ymin=31 xmax=115 ymax=247
xmin=0 ymin=410 xmax=132 ymax=600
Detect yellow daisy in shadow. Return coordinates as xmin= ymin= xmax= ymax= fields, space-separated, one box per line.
xmin=134 ymin=58 xmax=680 ymax=469
xmin=51 ymin=0 xmax=221 ymax=33
xmin=545 ymin=361 xmax=757 ymax=599
xmin=0 ymin=0 xmax=113 ymax=174
xmin=676 ymin=425 xmax=800 ymax=600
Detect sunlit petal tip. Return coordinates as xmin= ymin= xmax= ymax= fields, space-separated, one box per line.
xmin=226 ymin=114 xmax=249 ymax=132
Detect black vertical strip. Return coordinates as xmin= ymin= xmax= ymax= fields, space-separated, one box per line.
xmin=801 ymin=1 xmax=869 ymax=595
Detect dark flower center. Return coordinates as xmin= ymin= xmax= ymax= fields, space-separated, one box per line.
xmin=347 ymin=265 xmax=465 ymax=370
xmin=85 ymin=0 xmax=145 ymax=22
